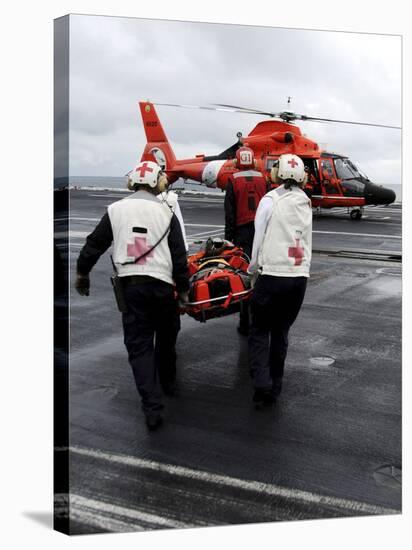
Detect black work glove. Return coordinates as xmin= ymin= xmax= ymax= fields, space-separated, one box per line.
xmin=75 ymin=274 xmax=90 ymax=296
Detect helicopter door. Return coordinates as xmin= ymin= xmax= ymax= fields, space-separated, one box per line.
xmin=320 ymin=158 xmax=340 ymax=194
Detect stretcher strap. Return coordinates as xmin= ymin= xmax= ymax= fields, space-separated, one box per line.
xmin=222 ymin=292 xmax=233 ymax=309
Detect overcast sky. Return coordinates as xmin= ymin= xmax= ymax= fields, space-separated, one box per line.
xmin=67 ymin=15 xmax=401 ymax=185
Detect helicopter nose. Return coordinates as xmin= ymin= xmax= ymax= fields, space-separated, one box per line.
xmin=364 ymin=183 xmax=396 ymax=205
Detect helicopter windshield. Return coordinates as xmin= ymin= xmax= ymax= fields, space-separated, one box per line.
xmin=334 ymin=158 xmax=359 ymax=180
xmin=347 ymin=159 xmax=370 ymax=180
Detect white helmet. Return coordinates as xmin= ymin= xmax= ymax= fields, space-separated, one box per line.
xmin=277 ymin=154 xmax=305 ymax=184
xmin=129 ymin=161 xmax=162 ymax=188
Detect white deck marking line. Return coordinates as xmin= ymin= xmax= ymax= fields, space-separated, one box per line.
xmin=68 ymin=231 xmax=90 ymax=238
xmin=365 ymin=211 xmax=400 ymax=215
xmin=67 ymin=219 xmax=225 ymax=227
xmin=371 ymin=206 xmax=402 ymax=210
xmin=187 ymin=236 xmax=224 ymax=244
xmin=71 ymin=446 xmax=399 ymax=516
xmin=68 ymin=217 xmax=101 ymax=222
xmin=65 ymin=228 xmax=224 ymax=242
xmin=70 ymin=507 xmax=142 ymax=533
xmin=88 ymin=193 xmax=127 ymax=198
xmin=187 ymin=229 xmax=223 ymax=239
xmin=55 ymin=231 xmax=89 ymax=239
xmin=66 ymin=219 xmax=225 ymax=226
xmin=314 ymin=230 xmax=401 ymax=239
xmin=321 ymin=210 xmax=392 ymax=221
xmin=179 ymin=199 xmax=223 ymax=208
xmin=66 ymin=228 xmax=400 ymax=241
xmin=70 ymin=494 xmax=190 ymax=532
xmin=187 ymin=238 xmax=223 ymax=244
xmin=358 ymin=220 xmax=401 ymax=226
xmin=187 ymin=236 xmax=224 ymax=245
xmin=185 ymin=223 xmax=225 ymax=227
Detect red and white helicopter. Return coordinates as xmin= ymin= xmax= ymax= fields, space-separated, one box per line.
xmin=138 ymin=101 xmax=399 ymax=220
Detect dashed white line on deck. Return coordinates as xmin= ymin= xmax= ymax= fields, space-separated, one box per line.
xmin=70 ymin=446 xmax=399 ymax=517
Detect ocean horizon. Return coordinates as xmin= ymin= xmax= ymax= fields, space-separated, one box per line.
xmin=63 ymin=176 xmax=402 ymax=202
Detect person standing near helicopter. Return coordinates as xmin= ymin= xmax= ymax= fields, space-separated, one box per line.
xmin=224 ymin=146 xmax=267 ymax=335
xmin=247 ymin=153 xmax=312 ymax=408
xmin=74 ymin=161 xmax=189 ymax=431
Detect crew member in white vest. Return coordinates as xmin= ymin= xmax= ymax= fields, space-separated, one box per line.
xmin=75 ymin=161 xmax=189 ymax=430
xmin=247 ymin=154 xmax=312 ymax=408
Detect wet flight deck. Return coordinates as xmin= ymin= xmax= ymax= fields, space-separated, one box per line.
xmin=55 ymin=189 xmax=402 ymax=534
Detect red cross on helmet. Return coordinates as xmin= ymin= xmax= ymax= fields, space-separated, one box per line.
xmin=277 ymin=154 xmax=305 ymax=183
xmin=128 ymin=160 xmax=162 ymax=189
xmin=235 ymin=146 xmax=255 ymax=169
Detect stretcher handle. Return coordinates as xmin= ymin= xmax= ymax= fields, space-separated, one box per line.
xmin=182 ymin=289 xmax=252 ymax=307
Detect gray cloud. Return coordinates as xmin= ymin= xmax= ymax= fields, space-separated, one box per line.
xmin=68 ymin=15 xmax=401 ymax=184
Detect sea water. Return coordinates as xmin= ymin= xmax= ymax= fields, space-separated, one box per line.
xmin=63 ymin=176 xmax=401 ymax=202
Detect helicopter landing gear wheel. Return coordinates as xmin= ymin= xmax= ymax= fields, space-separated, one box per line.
xmin=350 ymin=208 xmax=363 ymax=220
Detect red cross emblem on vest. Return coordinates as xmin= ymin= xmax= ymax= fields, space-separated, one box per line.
xmin=135 ymin=162 xmax=153 ymax=177
xmin=288 ymin=158 xmax=298 ymax=168
xmin=127 ymin=236 xmax=154 ymax=264
xmin=288 ymin=238 xmax=304 ymax=266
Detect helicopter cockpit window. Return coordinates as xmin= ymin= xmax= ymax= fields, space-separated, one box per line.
xmin=348 ymin=160 xmax=370 ymax=181
xmin=334 ymin=158 xmax=360 ymax=180
xmin=320 ymin=159 xmax=340 ymax=194
xmin=321 ymin=159 xmax=334 ymax=177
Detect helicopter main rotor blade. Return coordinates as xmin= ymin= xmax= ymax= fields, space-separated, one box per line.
xmin=154 ymin=102 xmax=274 ymax=116
xmin=213 ymin=103 xmax=283 ymax=117
xmin=153 ymin=102 xmax=222 ymax=112
xmin=297 ymin=114 xmax=401 ymax=130
xmin=153 ymin=102 xmax=401 ymax=129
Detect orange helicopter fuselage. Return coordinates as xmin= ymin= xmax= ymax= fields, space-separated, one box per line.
xmin=138 ymin=101 xmax=395 ymax=213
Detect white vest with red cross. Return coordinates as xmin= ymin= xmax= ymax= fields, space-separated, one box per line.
xmin=108 ymin=190 xmax=174 ymax=284
xmin=259 ymin=185 xmax=312 ymax=277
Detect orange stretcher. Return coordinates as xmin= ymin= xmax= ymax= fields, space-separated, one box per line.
xmin=180 ymin=238 xmax=252 ymax=322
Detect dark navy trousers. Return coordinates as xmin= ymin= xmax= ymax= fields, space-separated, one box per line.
xmin=233 ymin=222 xmax=255 ymax=330
xmin=248 ymin=275 xmax=307 ymax=390
xmin=122 ymin=279 xmax=180 ymax=413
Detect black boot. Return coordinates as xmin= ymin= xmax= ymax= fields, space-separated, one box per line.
xmin=253 ymin=388 xmax=275 ymax=410
xmin=161 ymin=379 xmax=178 ymax=397
xmin=237 ymin=324 xmax=249 ymax=336
xmin=272 ymin=378 xmax=283 ymax=397
xmin=145 ymin=412 xmax=163 ymax=431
